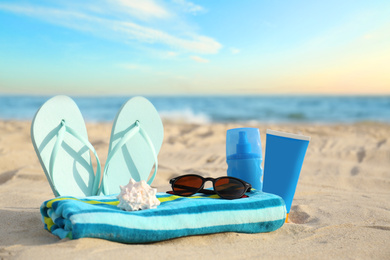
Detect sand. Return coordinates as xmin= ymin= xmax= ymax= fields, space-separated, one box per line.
xmin=0 ymin=120 xmax=389 ymax=259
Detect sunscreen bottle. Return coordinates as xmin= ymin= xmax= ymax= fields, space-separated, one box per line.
xmin=226 ymin=128 xmax=263 ymax=190
xmin=262 ymin=129 xmax=310 ymax=222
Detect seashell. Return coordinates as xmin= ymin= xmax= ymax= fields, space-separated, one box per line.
xmin=117 ymin=178 xmax=160 ymax=211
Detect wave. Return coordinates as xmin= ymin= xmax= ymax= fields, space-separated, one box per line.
xmin=159 ymin=109 xmax=211 ymax=124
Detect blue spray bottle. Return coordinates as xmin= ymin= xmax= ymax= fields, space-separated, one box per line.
xmin=226 ymin=128 xmax=263 ymax=190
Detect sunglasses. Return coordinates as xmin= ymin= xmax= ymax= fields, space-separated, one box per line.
xmin=168 ymin=174 xmax=252 ymax=199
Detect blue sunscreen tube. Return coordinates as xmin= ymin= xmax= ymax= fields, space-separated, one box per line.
xmin=262 ymin=129 xmax=310 ymax=221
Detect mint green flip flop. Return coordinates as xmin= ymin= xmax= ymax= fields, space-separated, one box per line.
xmin=31 ymin=96 xmax=101 ymax=197
xmin=101 ymin=96 xmax=164 ymax=195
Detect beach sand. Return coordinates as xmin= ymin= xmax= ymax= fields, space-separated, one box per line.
xmin=0 ymin=120 xmax=389 ymax=259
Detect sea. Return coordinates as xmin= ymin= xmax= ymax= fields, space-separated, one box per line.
xmin=1 ymin=95 xmax=390 ymax=124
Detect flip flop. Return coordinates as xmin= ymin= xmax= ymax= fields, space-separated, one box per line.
xmin=31 ymin=96 xmax=101 ymax=197
xmin=101 ymin=96 xmax=164 ymax=195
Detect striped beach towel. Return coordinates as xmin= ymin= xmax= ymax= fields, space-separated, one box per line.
xmin=40 ymin=190 xmax=286 ymax=243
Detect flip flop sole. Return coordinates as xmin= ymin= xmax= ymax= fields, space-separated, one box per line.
xmin=103 ymin=96 xmax=164 ymax=194
xmin=31 ymin=96 xmax=95 ymax=197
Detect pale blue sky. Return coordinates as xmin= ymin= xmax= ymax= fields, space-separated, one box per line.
xmin=1 ymin=0 xmax=389 ymax=95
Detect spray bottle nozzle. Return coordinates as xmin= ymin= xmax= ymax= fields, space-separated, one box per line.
xmin=236 ymin=131 xmax=251 ymax=154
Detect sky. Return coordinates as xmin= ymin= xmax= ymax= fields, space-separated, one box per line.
xmin=0 ymin=0 xmax=389 ymax=96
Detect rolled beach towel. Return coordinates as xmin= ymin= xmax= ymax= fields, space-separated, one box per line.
xmin=40 ymin=190 xmax=286 ymax=243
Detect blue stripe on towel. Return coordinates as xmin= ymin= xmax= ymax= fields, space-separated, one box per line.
xmin=71 ymin=204 xmax=284 ymax=230
xmin=40 ymin=191 xmax=286 ymax=243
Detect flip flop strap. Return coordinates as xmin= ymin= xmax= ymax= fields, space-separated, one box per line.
xmin=49 ymin=120 xmax=101 ymax=196
xmin=138 ymin=122 xmax=158 ymax=185
xmin=102 ymin=120 xmax=158 ymax=194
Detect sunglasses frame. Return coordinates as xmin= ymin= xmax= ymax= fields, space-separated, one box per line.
xmin=169 ymin=174 xmax=252 ymax=199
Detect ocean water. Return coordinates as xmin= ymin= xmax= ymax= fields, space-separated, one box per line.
xmin=0 ymin=95 xmax=390 ymax=124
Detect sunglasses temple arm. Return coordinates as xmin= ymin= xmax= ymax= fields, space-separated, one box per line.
xmin=171 ymin=184 xmax=216 ymax=195
xmin=198 ymin=188 xmax=216 ymax=195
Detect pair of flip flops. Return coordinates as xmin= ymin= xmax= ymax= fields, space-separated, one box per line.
xmin=31 ymin=96 xmax=164 ymax=197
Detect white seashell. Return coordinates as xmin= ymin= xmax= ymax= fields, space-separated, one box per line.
xmin=117 ymin=178 xmax=160 ymax=211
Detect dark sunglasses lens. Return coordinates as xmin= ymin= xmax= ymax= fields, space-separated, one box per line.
xmin=173 ymin=176 xmax=203 ymax=196
xmin=215 ymin=178 xmax=246 ymax=199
